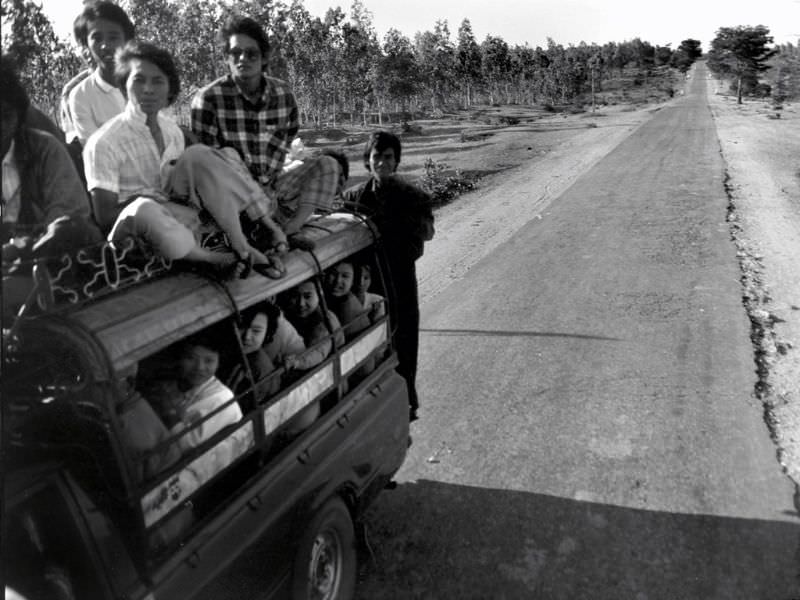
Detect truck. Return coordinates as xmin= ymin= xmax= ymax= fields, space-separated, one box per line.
xmin=2 ymin=213 xmax=409 ymax=600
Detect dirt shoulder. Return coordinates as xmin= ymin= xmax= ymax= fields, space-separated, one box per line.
xmin=706 ymin=84 xmax=800 ymax=489
xmin=408 ymin=105 xmax=659 ymax=303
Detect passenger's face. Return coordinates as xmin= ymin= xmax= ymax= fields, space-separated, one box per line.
xmin=0 ymin=101 xmax=18 ymax=156
xmin=326 ymin=263 xmax=354 ymax=298
xmin=86 ymin=18 xmax=126 ymax=74
xmin=290 ymin=282 xmax=319 ymax=319
xmin=125 ymin=58 xmax=170 ymax=117
xmin=241 ymin=312 xmax=268 ymax=354
xmin=178 ymin=345 xmax=219 ymax=388
xmin=359 ymin=265 xmax=372 ymax=293
xmin=369 ymin=147 xmax=397 ymax=183
xmin=226 ymin=34 xmax=264 ymax=83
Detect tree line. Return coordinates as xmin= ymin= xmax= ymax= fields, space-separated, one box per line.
xmin=2 ymin=0 xmax=798 ymax=128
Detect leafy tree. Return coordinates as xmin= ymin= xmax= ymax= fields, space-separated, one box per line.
xmin=1 ymin=0 xmax=82 ymax=120
xmin=509 ymin=44 xmax=538 ymax=104
xmin=339 ymin=2 xmax=380 ymax=124
xmin=707 ymin=25 xmax=777 ymax=103
xmin=767 ymin=43 xmax=800 ymax=106
xmin=678 ymin=38 xmax=702 ymax=61
xmin=481 ymin=34 xmax=510 ymax=104
xmin=654 ymin=45 xmax=672 ymax=67
xmin=455 ymin=19 xmax=481 ymax=107
xmin=414 ymin=20 xmax=454 ymax=112
xmin=379 ymin=28 xmax=419 ymax=114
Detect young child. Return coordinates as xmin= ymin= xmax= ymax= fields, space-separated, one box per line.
xmin=324 ymin=260 xmax=370 ymax=340
xmin=67 ymin=1 xmax=135 ymax=146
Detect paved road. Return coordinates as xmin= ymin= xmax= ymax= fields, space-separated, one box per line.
xmin=354 ymin=64 xmax=800 ymax=599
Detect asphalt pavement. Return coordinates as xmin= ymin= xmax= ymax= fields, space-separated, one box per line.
xmin=355 ymin=63 xmax=800 ymax=600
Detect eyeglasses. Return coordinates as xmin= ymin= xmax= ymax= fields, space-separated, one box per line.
xmin=228 ymin=48 xmax=261 ymax=61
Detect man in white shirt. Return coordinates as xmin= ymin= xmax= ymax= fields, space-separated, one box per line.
xmin=66 ymin=1 xmax=135 ymax=146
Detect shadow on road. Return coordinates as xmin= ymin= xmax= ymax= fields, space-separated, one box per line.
xmin=357 ymin=479 xmax=800 ymax=600
xmin=421 ymin=328 xmax=623 ymax=342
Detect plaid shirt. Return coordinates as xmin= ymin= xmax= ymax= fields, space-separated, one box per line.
xmin=191 ymin=74 xmax=298 ymax=187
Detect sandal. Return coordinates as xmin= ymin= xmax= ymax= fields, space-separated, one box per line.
xmin=225 ymin=251 xmax=252 ymax=280
xmin=252 ymin=254 xmax=286 ymax=279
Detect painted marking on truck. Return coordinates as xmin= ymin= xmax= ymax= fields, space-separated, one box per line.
xmin=263 ymin=363 xmax=335 ymax=435
xmin=339 ymin=322 xmax=387 ymax=375
xmin=141 ymin=421 xmax=255 ymax=527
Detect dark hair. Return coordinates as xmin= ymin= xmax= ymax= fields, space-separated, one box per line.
xmin=0 ymin=55 xmax=29 ymax=125
xmin=321 ymin=148 xmax=349 ymax=181
xmin=219 ymin=15 xmax=270 ymax=71
xmin=114 ymin=41 xmax=181 ymax=105
xmin=73 ymin=1 xmax=135 ymax=47
xmin=362 ymin=130 xmax=402 ymax=172
xmin=240 ymin=301 xmax=281 ymax=345
xmin=178 ymin=332 xmax=222 ymax=357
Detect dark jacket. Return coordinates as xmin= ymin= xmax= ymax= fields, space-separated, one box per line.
xmin=5 ymin=127 xmax=90 ymax=241
xmin=342 ymin=177 xmax=434 ymax=263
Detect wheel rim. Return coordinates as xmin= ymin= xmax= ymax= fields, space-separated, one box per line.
xmin=308 ymin=527 xmax=343 ymax=599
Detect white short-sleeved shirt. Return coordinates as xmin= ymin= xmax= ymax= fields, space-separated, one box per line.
xmin=67 ymin=70 xmax=126 ymax=146
xmin=83 ymin=102 xmax=185 ymax=204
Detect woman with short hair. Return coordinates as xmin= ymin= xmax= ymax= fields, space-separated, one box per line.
xmin=83 ymin=40 xmax=286 ymax=278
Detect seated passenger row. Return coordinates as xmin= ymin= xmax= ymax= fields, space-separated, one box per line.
xmin=118 ymin=258 xmax=386 ymax=485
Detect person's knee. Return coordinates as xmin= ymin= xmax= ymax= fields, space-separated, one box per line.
xmin=180 ymin=143 xmax=216 ymax=165
xmin=113 ymin=198 xmax=195 ymax=261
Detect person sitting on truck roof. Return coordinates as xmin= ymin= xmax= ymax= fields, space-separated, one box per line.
xmin=1 ymin=56 xmax=102 ymax=322
xmin=191 ymin=15 xmax=344 ymax=244
xmin=324 ymin=259 xmax=370 ymax=341
xmin=83 ymin=40 xmax=286 ymax=278
xmin=66 ymin=1 xmax=134 ymax=147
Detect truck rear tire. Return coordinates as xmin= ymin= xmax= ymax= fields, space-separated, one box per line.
xmin=291 ymin=496 xmax=356 ymax=600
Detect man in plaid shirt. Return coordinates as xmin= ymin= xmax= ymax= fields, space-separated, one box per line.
xmin=191 ymin=15 xmax=344 ymax=238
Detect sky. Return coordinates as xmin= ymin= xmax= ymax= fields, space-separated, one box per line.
xmin=38 ymin=0 xmax=800 ymax=53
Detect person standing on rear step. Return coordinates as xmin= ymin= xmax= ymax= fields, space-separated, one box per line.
xmin=341 ymin=131 xmax=435 ymax=422
xmin=191 ymin=15 xmax=344 ymax=248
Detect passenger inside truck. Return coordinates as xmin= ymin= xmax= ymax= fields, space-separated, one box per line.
xmin=353 ymin=261 xmax=386 ymax=323
xmin=280 ymin=278 xmax=344 ymax=372
xmin=324 ymin=259 xmax=371 ymax=341
xmin=225 ymin=301 xmax=281 ymax=412
xmin=114 ymin=361 xmax=181 ymax=483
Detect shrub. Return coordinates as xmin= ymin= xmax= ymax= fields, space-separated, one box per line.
xmin=401 ymin=121 xmax=423 ymax=134
xmin=499 ymin=115 xmax=520 ymax=126
xmin=417 ymin=158 xmax=476 ymax=206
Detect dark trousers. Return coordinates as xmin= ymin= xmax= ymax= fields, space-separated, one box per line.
xmin=390 ymin=259 xmax=421 ymax=411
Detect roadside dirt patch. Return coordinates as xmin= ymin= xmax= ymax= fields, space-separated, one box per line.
xmin=707 ymin=84 xmax=800 ymax=489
